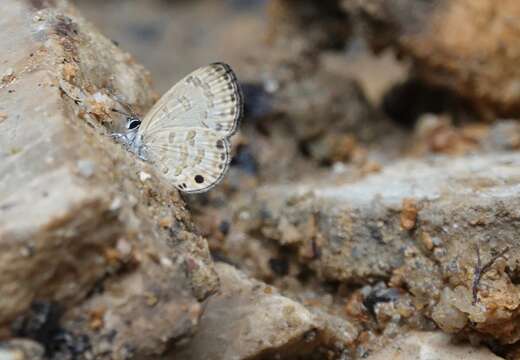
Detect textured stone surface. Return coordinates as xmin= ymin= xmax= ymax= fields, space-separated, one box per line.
xmin=0 ymin=0 xmax=218 ymax=358
xmin=367 ymin=331 xmax=503 ymax=360
xmin=173 ymin=263 xmax=358 ymax=360
xmin=233 ymin=153 xmax=520 ymax=342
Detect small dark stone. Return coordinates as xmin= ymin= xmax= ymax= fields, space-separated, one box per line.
xmin=11 ymin=301 xmax=62 ymax=344
xmin=241 ymin=82 xmax=273 ymax=120
xmin=268 ymin=257 xmax=289 ymax=276
xmin=54 ymin=16 xmax=79 ymax=38
xmin=230 ymin=144 xmax=258 ymax=175
xmin=363 ymin=285 xmax=401 ymax=317
xmin=11 ymin=300 xmax=90 ymax=357
xmin=219 ymin=220 xmax=231 ymax=235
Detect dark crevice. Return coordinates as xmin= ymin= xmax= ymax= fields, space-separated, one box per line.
xmin=382 ymin=78 xmax=478 ymax=128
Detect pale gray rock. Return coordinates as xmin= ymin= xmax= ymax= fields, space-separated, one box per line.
xmin=0 ymin=0 xmax=218 ymax=358
xmin=0 ymin=340 xmax=44 ymax=360
xmin=367 ymin=331 xmax=503 ymax=360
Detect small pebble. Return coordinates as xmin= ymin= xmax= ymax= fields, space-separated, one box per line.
xmin=139 ymin=171 xmax=152 ymax=182
xmin=116 ymin=238 xmax=132 ymax=257
xmin=110 ymin=197 xmax=122 ymax=211
xmin=77 ymin=159 xmax=95 ymax=178
xmin=160 ymin=256 xmax=173 ymax=267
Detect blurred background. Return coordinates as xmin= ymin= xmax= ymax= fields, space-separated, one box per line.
xmin=74 ymin=0 xmax=270 ymax=92
xmin=73 ymin=0 xmax=405 ymax=103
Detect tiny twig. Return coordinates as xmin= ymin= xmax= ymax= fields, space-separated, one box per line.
xmin=472 ymin=245 xmax=481 ymax=305
xmin=472 ymin=245 xmax=510 ymax=305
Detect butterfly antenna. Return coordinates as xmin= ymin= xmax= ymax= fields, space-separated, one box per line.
xmin=111 ymin=108 xmax=131 ymax=117
xmin=112 ymin=93 xmax=137 ymax=115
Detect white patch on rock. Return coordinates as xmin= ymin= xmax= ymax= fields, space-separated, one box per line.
xmin=139 ymin=171 xmax=152 ymax=182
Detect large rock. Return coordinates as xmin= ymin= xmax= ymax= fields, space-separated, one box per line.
xmin=0 ymin=0 xmax=218 ymax=358
xmin=234 ymin=153 xmax=520 ymax=343
xmin=344 ymin=0 xmax=520 ymax=118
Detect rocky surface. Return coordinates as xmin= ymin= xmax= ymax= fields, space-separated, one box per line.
xmin=173 ymin=263 xmax=358 ymax=360
xmin=344 ymin=0 xmax=520 ymax=118
xmin=367 ymin=331 xmax=503 ymax=360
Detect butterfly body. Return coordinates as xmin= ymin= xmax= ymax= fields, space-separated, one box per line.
xmin=116 ymin=63 xmax=243 ymax=193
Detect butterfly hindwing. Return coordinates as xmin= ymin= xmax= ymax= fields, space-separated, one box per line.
xmin=139 ymin=62 xmax=243 ymax=137
xmin=142 ymin=127 xmax=231 ymax=193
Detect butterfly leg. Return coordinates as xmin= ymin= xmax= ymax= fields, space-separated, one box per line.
xmin=135 ymin=144 xmax=148 ymax=161
xmin=110 ymin=132 xmax=128 ymax=143
xmin=110 ymin=132 xmax=136 ymax=153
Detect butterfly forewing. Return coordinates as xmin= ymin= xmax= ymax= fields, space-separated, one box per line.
xmin=139 ymin=63 xmax=243 ymax=137
xmin=136 ymin=63 xmax=242 ymax=193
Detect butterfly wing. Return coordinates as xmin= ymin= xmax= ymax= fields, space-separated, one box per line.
xmin=142 ymin=127 xmax=231 ymax=193
xmin=139 ymin=62 xmax=243 ymax=137
xmin=137 ymin=63 xmax=242 ymax=193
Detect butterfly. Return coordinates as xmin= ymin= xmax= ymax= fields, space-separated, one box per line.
xmin=113 ymin=63 xmax=243 ymax=193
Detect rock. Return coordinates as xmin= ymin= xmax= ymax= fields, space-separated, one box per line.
xmin=0 ymin=340 xmax=44 ymax=360
xmin=344 ymin=0 xmax=520 ymax=118
xmin=234 ymin=153 xmax=520 ymax=342
xmin=0 ymin=0 xmax=218 ymax=358
xmin=172 ymin=263 xmax=358 ymax=360
xmin=367 ymin=331 xmax=503 ymax=360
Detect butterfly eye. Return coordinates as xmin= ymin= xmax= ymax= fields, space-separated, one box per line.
xmin=127 ymin=119 xmax=141 ymax=130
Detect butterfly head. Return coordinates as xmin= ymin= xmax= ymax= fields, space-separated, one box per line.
xmin=126 ymin=116 xmax=141 ymax=131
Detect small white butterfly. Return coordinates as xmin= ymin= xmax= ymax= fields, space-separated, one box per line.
xmin=113 ymin=63 xmax=243 ymax=193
